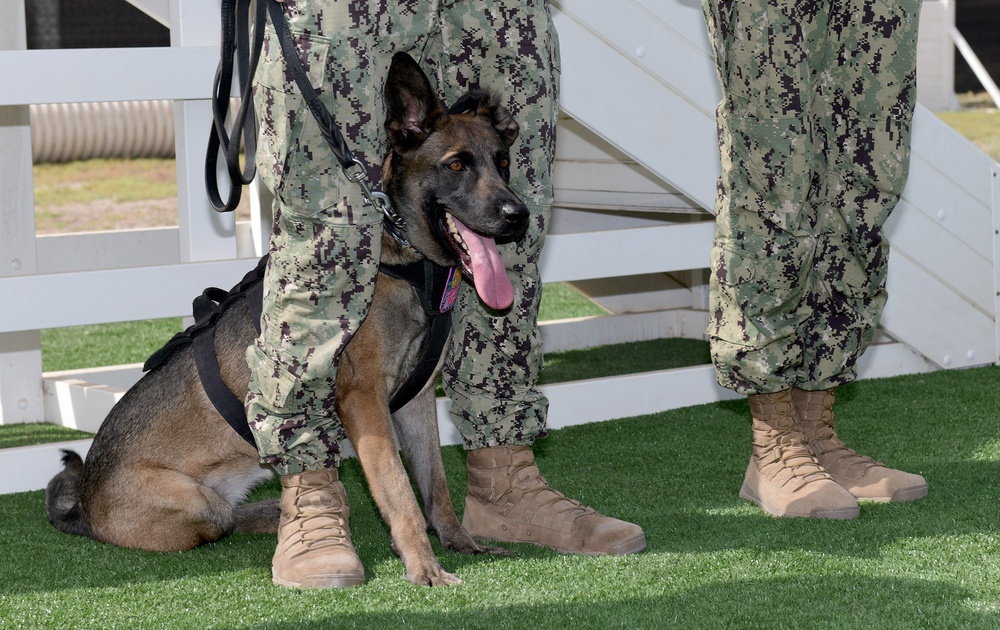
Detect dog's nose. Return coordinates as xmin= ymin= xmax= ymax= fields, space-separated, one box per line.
xmin=501 ymin=201 xmax=529 ymax=227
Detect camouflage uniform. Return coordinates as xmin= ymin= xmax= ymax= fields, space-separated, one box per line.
xmin=247 ymin=0 xmax=559 ymax=475
xmin=703 ymin=0 xmax=921 ymax=395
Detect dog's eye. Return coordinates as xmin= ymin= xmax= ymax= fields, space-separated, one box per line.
xmin=499 ymin=158 xmax=509 ymax=169
xmin=448 ymin=160 xmax=464 ymax=172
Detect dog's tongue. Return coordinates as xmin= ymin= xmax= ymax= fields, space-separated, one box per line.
xmin=452 ymin=217 xmax=514 ymax=310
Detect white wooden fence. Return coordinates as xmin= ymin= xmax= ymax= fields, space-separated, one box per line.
xmin=1 ymin=0 xmax=997 ymax=493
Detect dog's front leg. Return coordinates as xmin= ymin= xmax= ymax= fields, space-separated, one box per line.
xmin=337 ymin=352 xmax=462 ymax=586
xmin=392 ymin=383 xmax=510 ymax=556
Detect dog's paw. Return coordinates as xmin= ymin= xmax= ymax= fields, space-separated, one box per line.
xmin=407 ymin=564 xmax=463 ymax=587
xmin=471 ymin=541 xmax=513 ymax=556
xmin=437 ymin=524 xmax=513 ymax=556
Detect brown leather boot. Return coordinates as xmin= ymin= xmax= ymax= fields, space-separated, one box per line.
xmin=792 ymin=387 xmax=928 ymax=502
xmin=462 ymin=445 xmax=646 ymax=555
xmin=272 ymin=468 xmax=365 ymax=589
xmin=741 ymin=390 xmax=859 ymax=519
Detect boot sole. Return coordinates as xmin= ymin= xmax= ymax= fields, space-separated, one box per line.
xmin=469 ymin=532 xmax=647 ymax=556
xmin=739 ymin=484 xmax=860 ymax=520
xmin=272 ymin=573 xmax=366 ymax=589
xmin=851 ymin=483 xmax=929 ymax=503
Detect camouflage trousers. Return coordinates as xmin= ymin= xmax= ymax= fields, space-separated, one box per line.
xmin=246 ymin=0 xmax=559 ymax=475
xmin=702 ymin=0 xmax=921 ymax=395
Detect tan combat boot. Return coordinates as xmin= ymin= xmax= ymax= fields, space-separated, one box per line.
xmin=741 ymin=390 xmax=859 ymax=519
xmin=272 ymin=468 xmax=365 ymax=589
xmin=792 ymin=387 xmax=928 ymax=502
xmin=463 ymin=445 xmax=646 ymax=555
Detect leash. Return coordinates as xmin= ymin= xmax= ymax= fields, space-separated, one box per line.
xmin=205 ymin=0 xmax=408 ymax=240
xmin=205 ymin=0 xmax=263 ymax=213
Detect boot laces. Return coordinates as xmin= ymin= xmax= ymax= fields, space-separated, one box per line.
xmin=287 ymin=483 xmax=352 ymax=554
xmin=509 ymin=461 xmax=595 ymax=522
xmin=811 ymin=418 xmax=884 ymax=475
xmin=756 ymin=416 xmax=830 ymax=486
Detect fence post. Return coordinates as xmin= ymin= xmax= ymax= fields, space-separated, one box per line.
xmin=170 ymin=0 xmax=237 ymax=264
xmin=0 ymin=0 xmax=44 ymax=425
xmin=994 ymin=164 xmax=1000 ymax=367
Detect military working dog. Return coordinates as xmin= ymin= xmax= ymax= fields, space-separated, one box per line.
xmin=45 ymin=52 xmax=529 ymax=587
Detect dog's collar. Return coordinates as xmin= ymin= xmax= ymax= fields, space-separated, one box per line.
xmin=383 ymin=216 xmax=414 ymax=251
xmin=379 ymin=260 xmax=461 ymax=316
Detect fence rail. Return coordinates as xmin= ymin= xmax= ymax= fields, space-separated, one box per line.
xmin=2 ymin=0 xmax=998 ymax=495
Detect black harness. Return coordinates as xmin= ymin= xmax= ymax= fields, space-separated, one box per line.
xmin=379 ymin=261 xmax=461 ymax=412
xmin=144 ymin=255 xmax=457 ymax=446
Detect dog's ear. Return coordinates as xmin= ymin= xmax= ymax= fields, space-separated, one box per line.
xmin=489 ymin=102 xmax=520 ymax=149
xmin=448 ymin=90 xmax=520 ymax=148
xmin=384 ymin=52 xmax=447 ymax=151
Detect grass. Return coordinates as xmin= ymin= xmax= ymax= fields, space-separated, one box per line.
xmin=32 ymin=158 xmax=177 ymax=207
xmin=0 ymin=423 xmax=92 ymax=449
xmin=935 ymin=109 xmax=1000 ymax=162
xmin=41 ymin=317 xmax=185 ymax=373
xmin=2 ymin=366 xmax=1000 ymax=627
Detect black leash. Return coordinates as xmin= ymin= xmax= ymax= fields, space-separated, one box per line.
xmin=205 ymin=0 xmax=407 ymax=237
xmin=205 ymin=0 xmax=264 ymax=213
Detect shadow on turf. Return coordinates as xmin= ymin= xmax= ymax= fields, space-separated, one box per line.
xmin=218 ymin=575 xmax=996 ymax=629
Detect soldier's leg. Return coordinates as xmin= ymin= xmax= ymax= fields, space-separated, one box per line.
xmin=794 ymin=0 xmax=926 ymax=503
xmin=433 ymin=0 xmax=645 ymax=555
xmin=802 ymin=0 xmax=921 ymax=387
xmin=248 ymin=0 xmax=431 ymax=587
xmin=703 ymin=0 xmax=859 ymax=518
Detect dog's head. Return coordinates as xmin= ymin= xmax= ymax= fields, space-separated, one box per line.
xmin=382 ymin=52 xmax=529 ymax=311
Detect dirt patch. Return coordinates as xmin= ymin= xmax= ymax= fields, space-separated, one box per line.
xmin=35 ymin=196 xmax=252 ymax=235
xmin=36 ymin=198 xmax=179 ymax=234
xmin=32 ymin=157 xmax=251 ymax=235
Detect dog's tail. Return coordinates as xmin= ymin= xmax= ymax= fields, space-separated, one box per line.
xmin=45 ymin=450 xmax=93 ymax=538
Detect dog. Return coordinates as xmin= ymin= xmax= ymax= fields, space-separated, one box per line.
xmin=45 ymin=52 xmax=530 ymax=587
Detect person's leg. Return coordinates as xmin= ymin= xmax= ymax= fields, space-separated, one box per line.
xmin=248 ymin=0 xmax=430 ymax=587
xmin=703 ymin=0 xmax=858 ymax=518
xmin=433 ymin=0 xmax=644 ymax=554
xmin=794 ymin=0 xmax=927 ymax=502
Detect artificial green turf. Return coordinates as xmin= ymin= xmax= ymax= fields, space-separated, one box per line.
xmin=538 ymin=337 xmax=710 ymax=385
xmin=3 ymin=366 xmax=1000 ymax=627
xmin=0 ymin=423 xmax=92 ymax=450
xmin=36 ymin=281 xmax=598 ymax=375
xmin=41 ymin=317 xmax=184 ymax=373
xmin=536 ymin=282 xmax=610 ymax=320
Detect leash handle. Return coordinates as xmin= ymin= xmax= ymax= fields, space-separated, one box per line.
xmin=205 ymin=0 xmax=405 ymax=238
xmin=205 ymin=0 xmax=265 ymax=212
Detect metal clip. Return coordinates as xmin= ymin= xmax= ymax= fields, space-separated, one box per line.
xmin=343 ymin=158 xmax=406 ymax=230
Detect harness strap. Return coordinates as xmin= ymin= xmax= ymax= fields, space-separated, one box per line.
xmin=193 ymin=328 xmax=256 ymax=444
xmin=388 ymin=312 xmax=452 ymax=413
xmin=379 ymin=260 xmax=459 ymax=412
